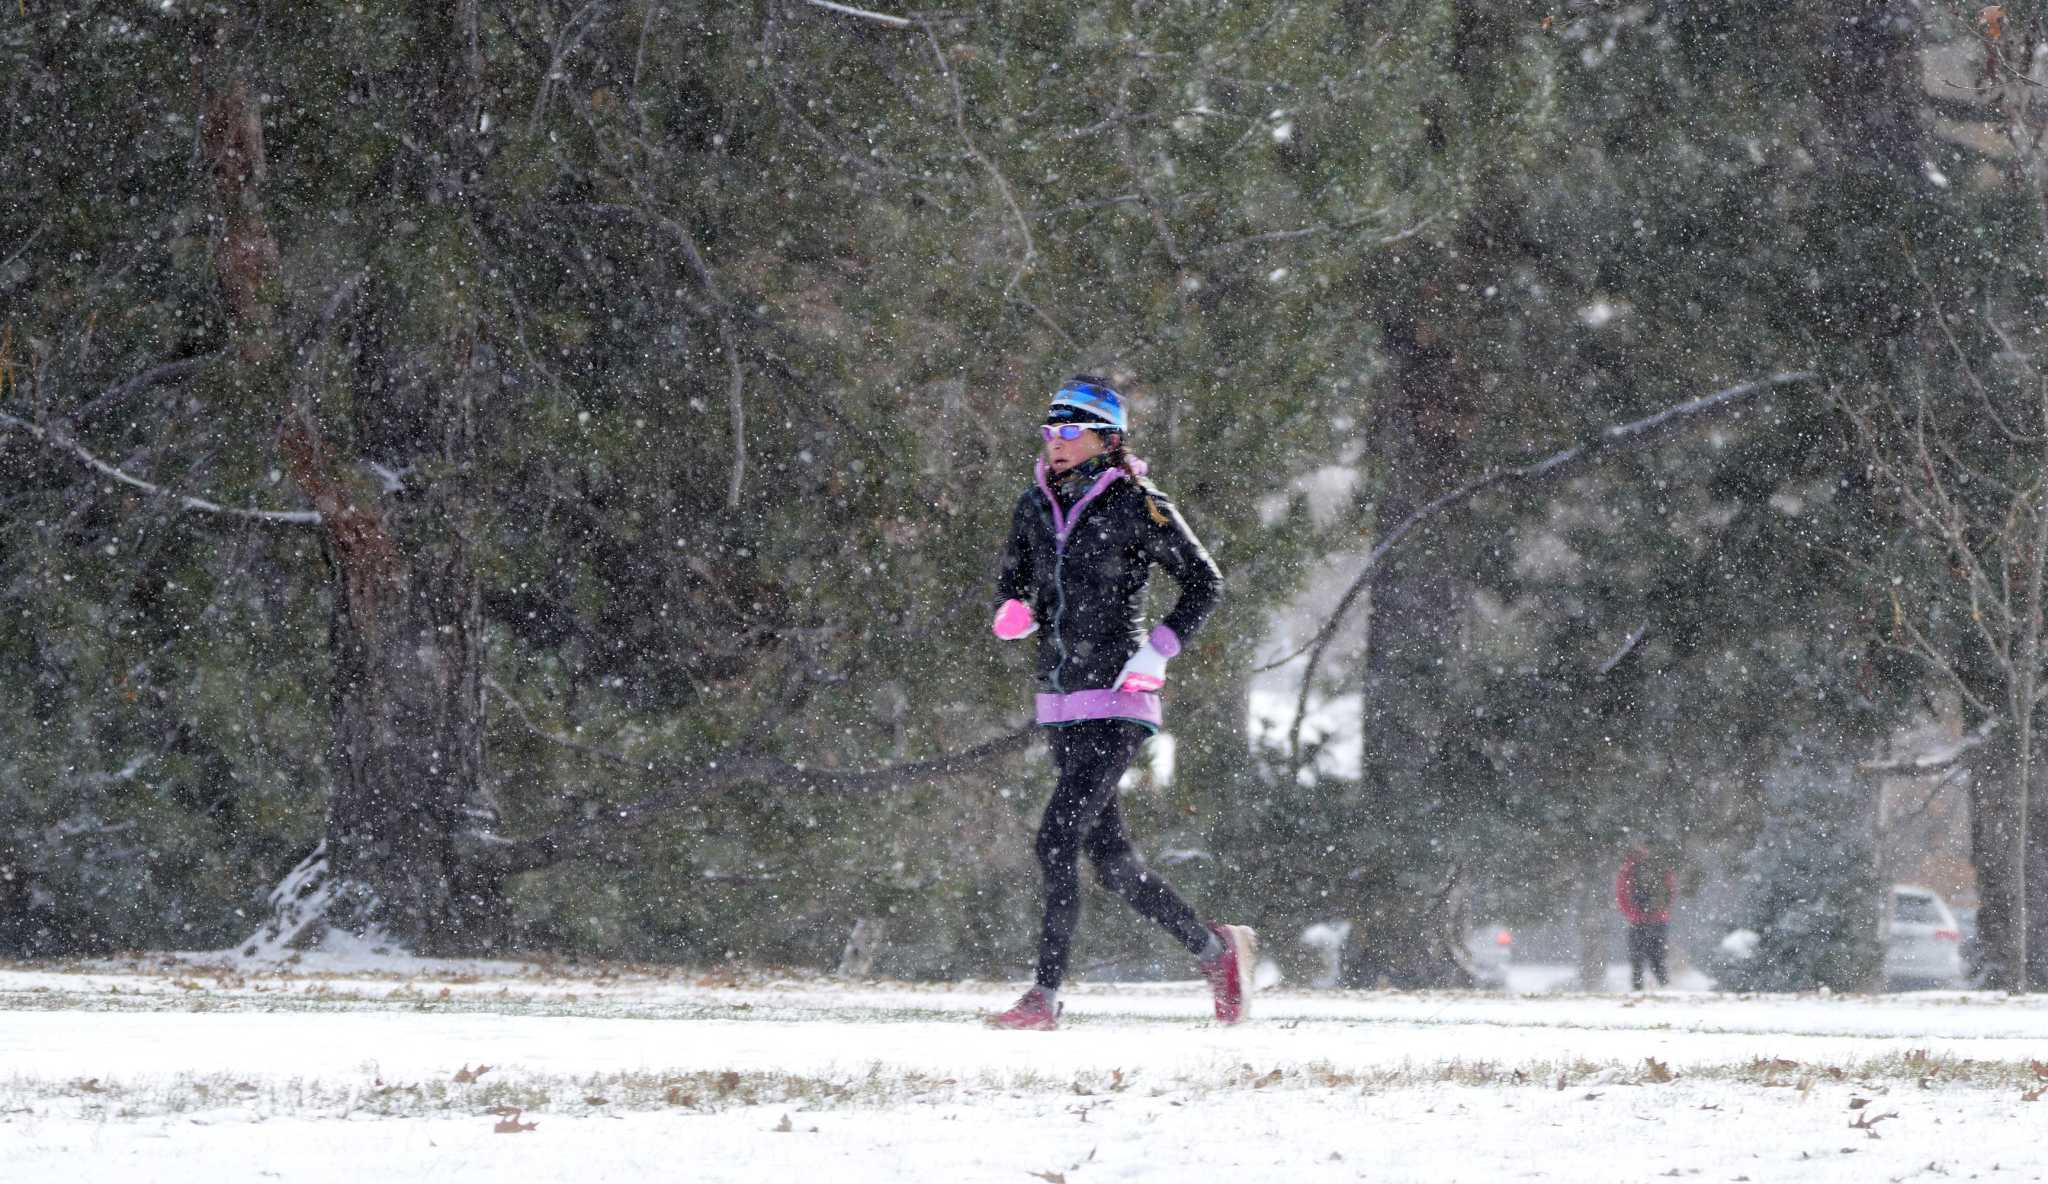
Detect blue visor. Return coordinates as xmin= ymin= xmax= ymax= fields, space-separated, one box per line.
xmin=1048 ymin=382 xmax=1127 ymax=432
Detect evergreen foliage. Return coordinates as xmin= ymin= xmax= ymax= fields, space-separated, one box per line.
xmin=1720 ymin=754 xmax=1883 ymax=993
xmin=0 ymin=0 xmax=2035 ymax=986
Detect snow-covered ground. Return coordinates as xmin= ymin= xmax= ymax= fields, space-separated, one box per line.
xmin=5 ymin=954 xmax=2046 ymax=1183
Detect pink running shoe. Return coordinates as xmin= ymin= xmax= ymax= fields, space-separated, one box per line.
xmin=1199 ymin=923 xmax=1258 ymax=1024
xmin=987 ymin=985 xmax=1060 ymax=1031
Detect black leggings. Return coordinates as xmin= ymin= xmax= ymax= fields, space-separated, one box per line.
xmin=1033 ymin=719 xmax=1209 ymax=989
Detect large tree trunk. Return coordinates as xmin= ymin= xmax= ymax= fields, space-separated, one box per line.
xmin=2032 ymin=782 xmax=2048 ymax=987
xmin=321 ymin=434 xmax=502 ymax=952
xmin=1332 ymin=264 xmax=1486 ymax=988
xmin=1321 ymin=0 xmax=1521 ymax=991
xmin=235 ymin=6 xmax=506 ymax=957
xmin=1957 ymin=729 xmax=2039 ymax=987
xmin=1574 ymin=860 xmax=1611 ymax=992
xmin=245 ymin=377 xmax=505 ymax=957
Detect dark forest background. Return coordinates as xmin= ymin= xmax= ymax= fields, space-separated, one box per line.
xmin=7 ymin=0 xmax=2048 ymax=991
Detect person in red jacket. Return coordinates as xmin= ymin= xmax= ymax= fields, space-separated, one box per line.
xmin=1616 ymin=842 xmax=1676 ymax=990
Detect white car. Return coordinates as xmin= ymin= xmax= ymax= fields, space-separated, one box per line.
xmin=1884 ymin=884 xmax=1965 ymax=990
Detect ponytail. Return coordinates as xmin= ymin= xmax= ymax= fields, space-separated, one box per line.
xmin=1105 ymin=437 xmax=1169 ymax=526
xmin=1104 ymin=439 xmax=1139 ymax=484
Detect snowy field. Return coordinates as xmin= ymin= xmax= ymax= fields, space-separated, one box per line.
xmin=5 ymin=954 xmax=2048 ymax=1183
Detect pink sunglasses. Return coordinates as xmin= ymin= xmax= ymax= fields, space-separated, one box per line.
xmin=1041 ymin=423 xmax=1115 ymax=441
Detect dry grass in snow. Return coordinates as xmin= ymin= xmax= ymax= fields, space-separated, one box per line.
xmin=4 ymin=953 xmax=2047 ymax=1182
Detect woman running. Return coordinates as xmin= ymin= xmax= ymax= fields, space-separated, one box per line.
xmin=987 ymin=374 xmax=1256 ymax=1031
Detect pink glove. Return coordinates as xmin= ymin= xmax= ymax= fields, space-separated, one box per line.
xmin=993 ymin=598 xmax=1037 ymax=640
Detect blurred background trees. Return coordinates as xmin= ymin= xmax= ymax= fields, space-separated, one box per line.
xmin=1 ymin=0 xmax=2039 ymax=990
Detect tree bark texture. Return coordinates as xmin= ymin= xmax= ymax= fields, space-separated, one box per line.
xmin=1318 ymin=0 xmax=1530 ymax=991
xmin=228 ymin=9 xmax=506 ymax=955
xmin=1964 ymin=730 xmax=2048 ymax=987
xmin=1575 ymin=860 xmax=1611 ymax=992
xmin=1334 ymin=252 xmax=1493 ymax=987
xmin=202 ymin=77 xmax=280 ymax=354
xmin=266 ymin=358 xmax=504 ymax=955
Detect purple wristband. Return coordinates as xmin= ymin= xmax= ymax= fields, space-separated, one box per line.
xmin=1149 ymin=624 xmax=1182 ymax=658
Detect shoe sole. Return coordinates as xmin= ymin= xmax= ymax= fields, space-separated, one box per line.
xmin=986 ymin=1016 xmax=1057 ymax=1031
xmin=987 ymin=998 xmax=1061 ymax=1031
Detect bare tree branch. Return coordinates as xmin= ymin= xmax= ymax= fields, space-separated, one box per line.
xmin=528 ymin=0 xmax=610 ymax=137
xmin=1112 ymin=71 xmax=1187 ymax=269
xmin=1193 ymin=210 xmax=1441 ymax=259
xmin=1887 ymin=594 xmax=1997 ymax=719
xmin=1861 ymin=719 xmax=1999 ymax=774
xmin=2 ymin=219 xmax=47 ymax=274
xmin=1903 ymin=246 xmax=2039 ymax=444
xmin=0 ymin=407 xmax=320 ymax=526
xmin=921 ymin=21 xmax=1034 ymax=295
xmin=1905 ymin=387 xmax=2014 ymax=656
xmin=719 ymin=316 xmax=747 ymax=508
xmin=914 ymin=17 xmax=1077 ymax=346
xmin=1271 ymin=370 xmax=1820 ymax=764
xmin=1882 ymin=763 xmax=1971 ymax=836
xmin=584 ymin=202 xmax=725 ymax=311
xmin=805 ymin=0 xmax=913 ymax=27
xmin=1834 ymin=382 xmax=2022 ymax=721
xmin=485 ymin=675 xmax=1038 ymax=873
xmin=1596 ymin=625 xmax=1649 ymax=675
xmin=65 ymin=352 xmax=224 ymax=429
xmin=575 ymin=197 xmax=862 ymax=439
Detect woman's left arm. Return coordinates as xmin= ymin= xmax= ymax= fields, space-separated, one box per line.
xmin=1142 ymin=491 xmax=1223 ymax=647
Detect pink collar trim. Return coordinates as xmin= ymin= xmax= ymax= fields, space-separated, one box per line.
xmin=1035 ymin=458 xmax=1144 ymax=546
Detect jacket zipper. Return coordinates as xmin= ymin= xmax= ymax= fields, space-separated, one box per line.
xmin=1051 ymin=537 xmax=1069 ymax=693
xmin=1040 ymin=465 xmax=1116 ymax=697
xmin=1038 ymin=491 xmax=1069 ymax=694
